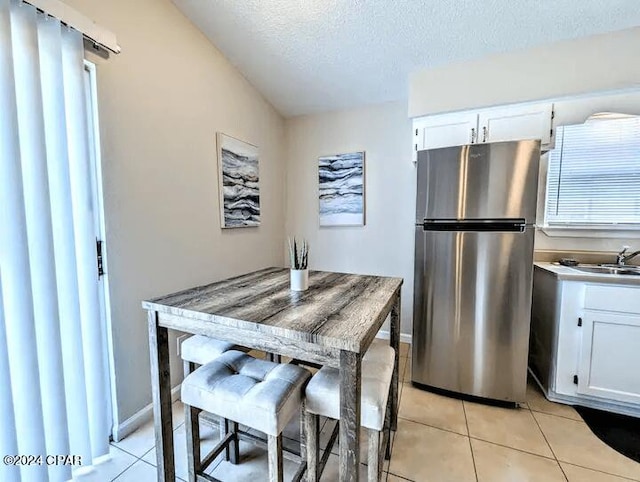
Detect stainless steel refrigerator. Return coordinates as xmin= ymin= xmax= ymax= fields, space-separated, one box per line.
xmin=412 ymin=140 xmax=540 ymax=403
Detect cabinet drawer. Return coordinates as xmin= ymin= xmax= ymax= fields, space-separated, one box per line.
xmin=584 ymin=285 xmax=640 ymax=314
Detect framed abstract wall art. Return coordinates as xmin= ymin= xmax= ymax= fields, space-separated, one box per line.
xmin=217 ymin=133 xmax=260 ymax=228
xmin=318 ymin=151 xmax=365 ymax=226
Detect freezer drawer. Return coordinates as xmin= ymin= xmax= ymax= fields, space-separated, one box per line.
xmin=416 ymin=141 xmax=540 ymax=223
xmin=412 ymin=226 xmax=535 ymax=402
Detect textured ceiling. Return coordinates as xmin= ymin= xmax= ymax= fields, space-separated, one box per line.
xmin=172 ymin=0 xmax=640 ymax=117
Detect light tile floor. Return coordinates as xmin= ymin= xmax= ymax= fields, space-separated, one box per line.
xmin=80 ymin=343 xmax=640 ymax=481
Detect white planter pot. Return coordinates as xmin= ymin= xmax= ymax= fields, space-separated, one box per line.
xmin=290 ymin=269 xmax=309 ymax=291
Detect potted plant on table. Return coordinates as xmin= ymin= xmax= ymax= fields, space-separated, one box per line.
xmin=288 ymin=237 xmax=309 ymax=291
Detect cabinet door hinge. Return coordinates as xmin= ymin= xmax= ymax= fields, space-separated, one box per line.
xmin=577 ymin=317 xmax=582 ymax=327
xmin=551 ymin=109 xmax=555 ymax=120
xmin=96 ymin=239 xmax=105 ymax=278
xmin=573 ymin=375 xmax=578 ymax=385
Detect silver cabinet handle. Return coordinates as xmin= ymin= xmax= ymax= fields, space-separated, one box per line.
xmin=482 ymin=126 xmax=488 ymax=142
xmin=470 ymin=128 xmax=476 ymax=143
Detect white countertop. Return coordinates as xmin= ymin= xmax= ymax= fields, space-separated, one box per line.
xmin=535 ymin=262 xmax=640 ymax=286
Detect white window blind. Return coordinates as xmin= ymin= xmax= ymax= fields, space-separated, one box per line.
xmin=0 ymin=1 xmax=110 ymax=481
xmin=545 ymin=116 xmax=640 ymax=227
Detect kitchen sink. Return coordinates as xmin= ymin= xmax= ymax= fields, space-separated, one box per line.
xmin=571 ymin=265 xmax=640 ymax=276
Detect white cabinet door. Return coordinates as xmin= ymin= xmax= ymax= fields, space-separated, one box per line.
xmin=478 ymin=103 xmax=553 ymax=145
xmin=577 ymin=310 xmax=640 ymax=405
xmin=553 ymin=281 xmax=586 ymax=397
xmin=413 ymin=112 xmax=478 ymax=153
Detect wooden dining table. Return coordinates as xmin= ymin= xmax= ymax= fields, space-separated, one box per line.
xmin=142 ymin=267 xmax=403 ymax=482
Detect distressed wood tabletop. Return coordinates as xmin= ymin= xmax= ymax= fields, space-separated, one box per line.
xmin=143 ymin=267 xmax=403 ymax=353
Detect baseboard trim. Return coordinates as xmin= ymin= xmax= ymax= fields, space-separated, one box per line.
xmin=112 ymin=384 xmax=181 ymax=442
xmin=376 ymin=330 xmax=412 ymax=345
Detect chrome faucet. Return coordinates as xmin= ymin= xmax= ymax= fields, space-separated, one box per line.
xmin=616 ymin=246 xmax=640 ymax=266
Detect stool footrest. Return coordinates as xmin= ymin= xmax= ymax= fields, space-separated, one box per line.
xmin=196 ymin=472 xmax=220 ymax=482
xmin=201 ymin=431 xmax=235 ymax=471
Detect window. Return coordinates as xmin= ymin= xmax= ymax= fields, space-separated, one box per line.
xmin=545 ymin=116 xmax=640 ymax=229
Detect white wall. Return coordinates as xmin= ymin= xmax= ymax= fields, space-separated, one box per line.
xmin=409 ymin=27 xmax=640 ymax=118
xmin=65 ymin=0 xmax=286 ymax=425
xmin=285 ymin=102 xmax=415 ymax=335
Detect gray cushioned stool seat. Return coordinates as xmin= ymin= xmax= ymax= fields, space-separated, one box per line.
xmin=306 ymin=340 xmax=395 ymax=431
xmin=304 ymin=341 xmax=395 ymax=482
xmin=181 ymin=350 xmax=311 ymax=436
xmin=181 ymin=335 xmax=236 ymax=366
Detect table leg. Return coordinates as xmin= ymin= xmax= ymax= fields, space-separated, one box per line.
xmin=390 ymin=291 xmax=401 ymax=431
xmin=148 ymin=311 xmax=175 ymax=481
xmin=339 ymin=350 xmax=361 ymax=482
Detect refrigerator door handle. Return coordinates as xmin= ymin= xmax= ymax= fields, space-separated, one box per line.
xmin=421 ymin=219 xmax=526 ymax=232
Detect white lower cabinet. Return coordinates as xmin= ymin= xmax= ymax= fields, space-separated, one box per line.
xmin=577 ymin=310 xmax=640 ymax=405
xmin=531 ymin=267 xmax=640 ymax=416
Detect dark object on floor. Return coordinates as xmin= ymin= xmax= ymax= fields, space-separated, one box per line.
xmin=558 ymin=258 xmax=579 ymax=267
xmin=575 ymin=405 xmax=640 ymax=463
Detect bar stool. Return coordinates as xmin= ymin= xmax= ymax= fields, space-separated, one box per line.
xmin=181 ymin=334 xmax=280 ymax=370
xmin=181 ymin=335 xmax=239 ymax=460
xmin=304 ymin=341 xmax=395 ymax=482
xmin=181 ymin=335 xmax=236 ymax=371
xmin=181 ymin=350 xmax=311 ymax=482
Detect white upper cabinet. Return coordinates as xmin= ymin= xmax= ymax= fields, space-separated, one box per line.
xmin=413 ymin=102 xmax=554 ymax=161
xmin=478 ymin=103 xmax=554 ymax=145
xmin=414 ymin=111 xmax=478 ymax=152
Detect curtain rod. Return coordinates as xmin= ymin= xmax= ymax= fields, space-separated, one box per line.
xmin=23 ymin=0 xmax=120 ymax=56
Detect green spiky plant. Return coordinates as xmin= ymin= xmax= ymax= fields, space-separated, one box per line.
xmin=288 ymin=237 xmax=308 ymax=270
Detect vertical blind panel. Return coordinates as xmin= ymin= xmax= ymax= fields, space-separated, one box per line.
xmin=62 ymin=27 xmax=110 ymax=460
xmin=38 ymin=15 xmax=93 ymax=465
xmin=0 ymin=1 xmax=49 ymax=481
xmin=546 ymin=117 xmax=640 ymax=225
xmin=1 ymin=1 xmax=111 ymax=480
xmin=11 ymin=5 xmax=71 ymax=481
xmin=0 ymin=272 xmax=20 ymax=482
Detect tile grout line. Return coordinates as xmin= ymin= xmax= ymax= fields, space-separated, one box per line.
xmin=387 ymin=472 xmax=415 ymax=481
xmin=396 ymin=412 xmax=569 ymax=463
xmin=560 ymin=461 xmax=640 ymax=482
xmin=106 ymin=451 xmax=140 ymax=482
xmin=529 ymin=407 xmax=585 ymax=423
xmin=461 ymin=401 xmax=479 ymax=482
xmin=397 ymin=414 xmax=468 ymax=438
xmin=109 ymin=442 xmax=153 ymax=464
xmin=468 ymin=435 xmax=560 ymax=462
xmin=528 ymin=406 xmax=569 ymax=482
xmin=111 ymin=458 xmax=157 ymax=482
